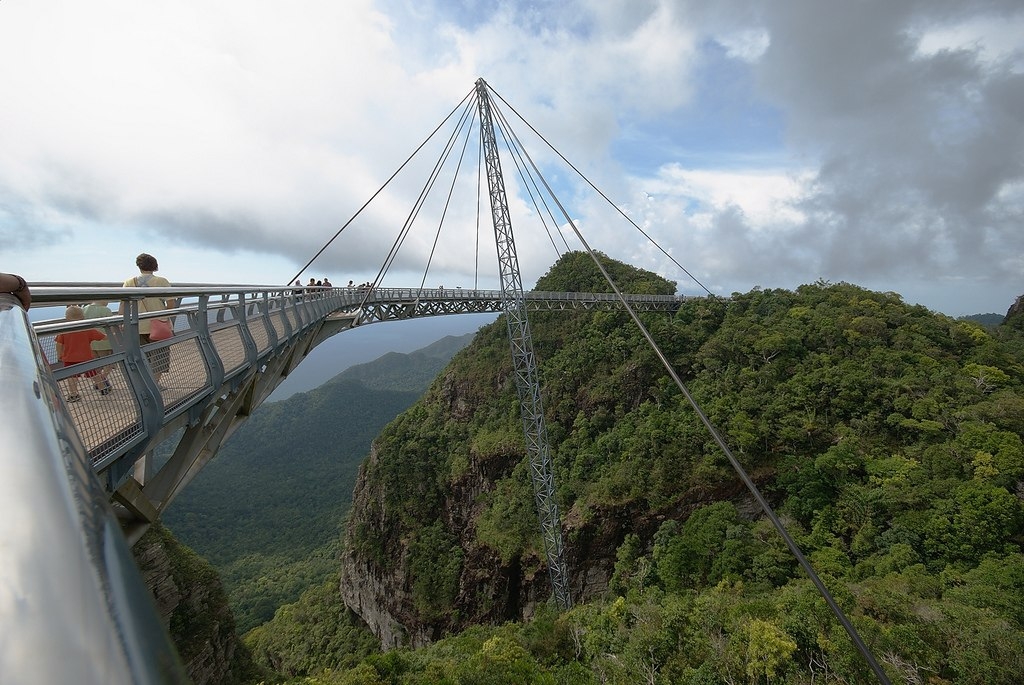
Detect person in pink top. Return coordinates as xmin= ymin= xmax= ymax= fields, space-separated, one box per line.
xmin=123 ymin=253 xmax=175 ymax=388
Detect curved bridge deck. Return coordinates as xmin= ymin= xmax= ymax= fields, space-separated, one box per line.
xmin=26 ymin=285 xmax=682 ymax=536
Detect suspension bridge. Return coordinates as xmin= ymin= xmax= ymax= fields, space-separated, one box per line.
xmin=29 ymin=284 xmax=683 ymax=536
xmin=0 ymin=78 xmax=892 ymax=684
xmin=0 ymin=282 xmax=682 ymax=684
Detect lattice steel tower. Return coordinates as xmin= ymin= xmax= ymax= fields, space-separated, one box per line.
xmin=474 ymin=78 xmax=571 ymax=610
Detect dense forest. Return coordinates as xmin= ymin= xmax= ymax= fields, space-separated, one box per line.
xmin=172 ymin=252 xmax=1024 ymax=684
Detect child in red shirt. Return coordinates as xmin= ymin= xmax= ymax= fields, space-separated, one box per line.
xmin=55 ymin=306 xmax=108 ymax=403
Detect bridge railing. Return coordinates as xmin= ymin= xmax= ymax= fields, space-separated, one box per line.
xmin=0 ymin=298 xmax=190 ymax=684
xmin=30 ymin=285 xmax=361 ymax=481
xmin=29 ymin=284 xmax=683 ymax=489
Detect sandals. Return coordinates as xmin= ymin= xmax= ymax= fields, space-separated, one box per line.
xmin=66 ymin=394 xmax=81 ymax=403
xmin=95 ymin=379 xmax=113 ymax=395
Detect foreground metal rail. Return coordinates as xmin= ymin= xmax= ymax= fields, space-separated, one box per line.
xmin=0 ymin=294 xmax=188 ymax=683
xmin=28 ymin=284 xmax=682 ymax=541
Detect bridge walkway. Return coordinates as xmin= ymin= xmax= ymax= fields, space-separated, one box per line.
xmin=27 ymin=284 xmax=682 ymax=540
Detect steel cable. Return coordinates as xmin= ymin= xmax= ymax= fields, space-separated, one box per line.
xmin=478 ymin=79 xmax=892 ymax=685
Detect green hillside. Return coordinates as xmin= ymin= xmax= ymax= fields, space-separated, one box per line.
xmin=959 ymin=312 xmax=1003 ymax=327
xmin=162 ymin=333 xmax=473 ymax=632
xmin=301 ymin=252 xmax=1024 ymax=684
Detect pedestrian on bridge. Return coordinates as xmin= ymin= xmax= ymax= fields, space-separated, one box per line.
xmin=83 ymin=300 xmax=114 ymax=394
xmin=124 ymin=253 xmax=175 ymax=388
xmin=55 ymin=306 xmax=106 ymax=403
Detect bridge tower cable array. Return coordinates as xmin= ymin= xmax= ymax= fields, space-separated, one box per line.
xmin=475 ymin=78 xmax=572 ymax=610
xmin=488 ymin=87 xmax=714 ymax=297
xmin=287 ymin=89 xmax=476 ymax=286
xmin=499 ymin=112 xmax=892 ymax=685
xmin=476 ymin=81 xmax=889 ymax=683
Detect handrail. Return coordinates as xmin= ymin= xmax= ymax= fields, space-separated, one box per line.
xmin=0 ymin=294 xmax=187 ymax=683
xmin=28 ymin=285 xmax=684 ymax=496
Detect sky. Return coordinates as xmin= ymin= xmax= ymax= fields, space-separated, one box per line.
xmin=2 ymin=0 xmax=1022 ymax=317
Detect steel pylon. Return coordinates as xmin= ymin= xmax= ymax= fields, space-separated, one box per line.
xmin=474 ymin=78 xmax=571 ymax=610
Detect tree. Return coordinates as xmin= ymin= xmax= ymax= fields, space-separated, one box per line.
xmin=743 ymin=619 xmax=797 ymax=683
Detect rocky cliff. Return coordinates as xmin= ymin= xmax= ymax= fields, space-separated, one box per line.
xmin=339 ymin=421 xmax=552 ymax=650
xmin=133 ymin=524 xmax=261 ymax=684
xmin=1006 ymin=294 xmax=1024 ymax=330
xmin=337 ymin=319 xmax=758 ymax=649
xmin=338 ymin=253 xmax=692 ymax=647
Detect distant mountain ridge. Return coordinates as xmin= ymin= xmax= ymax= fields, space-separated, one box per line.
xmin=330 ymin=334 xmax=475 ymax=392
xmin=959 ymin=312 xmax=1004 ymax=327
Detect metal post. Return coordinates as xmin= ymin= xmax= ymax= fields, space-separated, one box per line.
xmin=475 ymin=78 xmax=572 ymax=610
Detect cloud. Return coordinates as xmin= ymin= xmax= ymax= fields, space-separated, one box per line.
xmin=582 ymin=0 xmax=1024 ymax=307
xmin=747 ymin=1 xmax=1024 ymax=287
xmin=1 ymin=1 xmax=432 ymax=261
xmin=1 ymin=0 xmax=1021 ymax=314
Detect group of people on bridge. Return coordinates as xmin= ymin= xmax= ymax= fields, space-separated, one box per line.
xmin=3 ymin=253 xmax=177 ymax=402
xmin=292 ymin=277 xmax=375 ymax=290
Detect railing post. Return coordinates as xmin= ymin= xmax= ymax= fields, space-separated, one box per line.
xmin=110 ymin=297 xmax=165 ymax=490
xmin=278 ymin=291 xmax=295 ymax=342
xmin=190 ymin=294 xmax=224 ymax=416
xmin=236 ymin=292 xmax=259 ymax=371
xmin=259 ymin=291 xmax=278 ymax=351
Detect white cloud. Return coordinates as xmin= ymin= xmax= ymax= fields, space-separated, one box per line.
xmin=716 ymin=28 xmax=771 ymax=63
xmin=913 ymin=12 xmax=1024 ymax=71
xmin=649 ymin=165 xmax=809 ymax=228
xmin=1 ymin=0 xmax=1021 ymax=316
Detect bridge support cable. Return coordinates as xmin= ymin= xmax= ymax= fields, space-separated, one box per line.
xmin=287 ymin=86 xmax=477 ymax=286
xmin=487 ymin=85 xmax=713 ymax=298
xmin=475 ymin=78 xmax=572 ymax=611
xmin=488 ymin=106 xmax=573 ymax=257
xmin=493 ymin=116 xmax=891 ymax=681
xmin=376 ymin=98 xmax=479 ymax=297
xmin=474 ymin=132 xmax=483 ymax=290
xmin=488 ymin=113 xmax=568 ymax=260
xmin=418 ymin=102 xmax=481 ymax=293
xmin=475 ymin=79 xmax=889 ymax=684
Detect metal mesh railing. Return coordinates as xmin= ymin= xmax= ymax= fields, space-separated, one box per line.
xmin=150 ymin=337 xmax=209 ymax=414
xmin=245 ymin=309 xmax=272 ymax=355
xmin=210 ymin=325 xmax=247 ymax=376
xmin=270 ymin=309 xmax=289 ymax=341
xmin=54 ymin=357 xmax=145 ymax=468
xmin=30 ymin=284 xmax=687 ymax=477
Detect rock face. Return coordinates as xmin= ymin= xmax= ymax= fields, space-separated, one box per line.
xmin=336 ymin=358 xmax=708 ymax=650
xmin=336 ymin=304 xmax=757 ymax=648
xmin=133 ymin=525 xmax=258 ymax=685
xmin=337 ymin=253 xmax=698 ymax=649
xmin=337 ymin=416 xmax=750 ymax=650
xmin=1005 ymin=295 xmax=1024 ymax=328
xmin=338 ymin=437 xmax=561 ymax=650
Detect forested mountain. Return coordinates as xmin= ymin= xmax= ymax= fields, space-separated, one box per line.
xmin=162 ymin=333 xmax=473 ymax=632
xmin=293 ymin=251 xmax=1024 ymax=684
xmin=332 ymin=334 xmax=475 ymax=392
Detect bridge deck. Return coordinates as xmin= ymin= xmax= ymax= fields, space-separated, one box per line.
xmin=28 ymin=285 xmax=684 ymax=508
